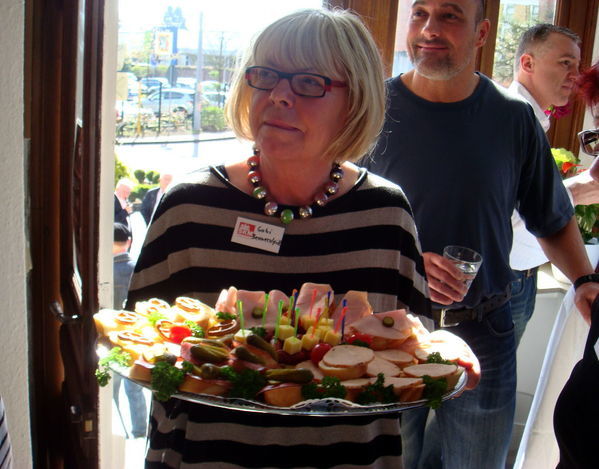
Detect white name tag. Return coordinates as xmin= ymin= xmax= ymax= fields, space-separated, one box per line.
xmin=231 ymin=217 xmax=284 ymax=254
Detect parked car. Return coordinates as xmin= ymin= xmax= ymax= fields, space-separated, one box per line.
xmin=141 ymin=88 xmax=195 ymax=117
xmin=202 ymin=90 xmax=227 ymax=107
xmin=139 ymin=77 xmax=169 ymax=95
xmin=175 ymin=77 xmax=196 ymax=89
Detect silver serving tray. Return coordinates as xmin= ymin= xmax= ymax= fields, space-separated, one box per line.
xmin=118 ymin=367 xmax=467 ymax=417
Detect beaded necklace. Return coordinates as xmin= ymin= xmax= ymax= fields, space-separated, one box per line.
xmin=247 ymin=149 xmax=344 ymax=225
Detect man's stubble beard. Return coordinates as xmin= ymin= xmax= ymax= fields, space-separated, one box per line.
xmin=408 ymin=37 xmax=475 ymax=81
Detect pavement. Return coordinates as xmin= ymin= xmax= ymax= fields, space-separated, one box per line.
xmin=117 ymin=129 xmax=236 ymax=145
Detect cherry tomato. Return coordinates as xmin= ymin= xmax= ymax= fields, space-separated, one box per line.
xmin=169 ymin=325 xmax=192 ymax=344
xmin=310 ymin=343 xmax=332 ymax=366
xmin=346 ymin=333 xmax=373 ymax=348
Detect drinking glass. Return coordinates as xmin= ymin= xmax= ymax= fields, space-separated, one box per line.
xmin=443 ymin=245 xmax=483 ymax=290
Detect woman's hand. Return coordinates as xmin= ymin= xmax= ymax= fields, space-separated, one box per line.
xmin=423 ymin=252 xmax=468 ymax=305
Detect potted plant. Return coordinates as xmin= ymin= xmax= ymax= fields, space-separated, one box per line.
xmin=551 ymin=148 xmax=599 ymax=282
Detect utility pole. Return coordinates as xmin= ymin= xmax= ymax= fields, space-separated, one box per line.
xmin=193 ymin=12 xmax=204 ymax=134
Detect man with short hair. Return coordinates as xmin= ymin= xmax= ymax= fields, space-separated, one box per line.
xmin=508 ymin=24 xmax=599 ymax=346
xmin=112 ymin=222 xmax=147 ymax=439
xmin=114 ymin=178 xmax=134 ymax=229
xmin=364 ymin=1 xmax=599 ymax=468
xmin=140 ymin=173 xmax=173 ymax=225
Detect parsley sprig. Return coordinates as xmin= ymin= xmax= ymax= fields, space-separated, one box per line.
xmin=302 ymin=376 xmax=347 ymax=400
xmin=151 ymin=361 xmax=187 ymax=401
xmin=423 ymin=375 xmax=448 ymax=409
xmin=95 ymin=347 xmax=132 ymax=387
xmin=219 ymin=366 xmax=267 ymax=400
xmin=355 ymin=373 xmax=396 ymax=405
xmin=426 ymin=352 xmax=453 ymax=365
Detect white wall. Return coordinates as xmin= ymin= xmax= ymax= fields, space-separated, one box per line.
xmin=0 ymin=1 xmax=32 ymax=467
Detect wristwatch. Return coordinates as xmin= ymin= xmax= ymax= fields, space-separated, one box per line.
xmin=573 ymin=273 xmax=599 ymax=290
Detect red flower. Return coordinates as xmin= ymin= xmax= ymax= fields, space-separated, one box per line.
xmin=561 ymin=161 xmax=580 ymax=175
xmin=545 ymin=103 xmax=572 ymax=119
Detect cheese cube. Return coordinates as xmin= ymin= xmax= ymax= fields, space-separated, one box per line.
xmin=233 ymin=329 xmax=251 ymax=344
xmin=301 ymin=332 xmax=320 ymax=351
xmin=283 ymin=336 xmax=302 ymax=355
xmin=322 ymin=329 xmax=341 ymax=346
xmin=316 ymin=325 xmax=332 ymax=338
xmin=278 ymin=324 xmax=295 ymax=340
xmin=318 ymin=318 xmax=334 ymax=328
xmin=280 ymin=315 xmax=291 ymax=326
xmin=300 ymin=315 xmax=316 ymax=331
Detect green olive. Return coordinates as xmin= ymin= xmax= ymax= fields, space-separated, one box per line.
xmin=251 ymin=307 xmax=264 ymax=319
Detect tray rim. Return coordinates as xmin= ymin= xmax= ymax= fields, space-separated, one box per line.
xmin=114 ymin=365 xmax=467 ymax=416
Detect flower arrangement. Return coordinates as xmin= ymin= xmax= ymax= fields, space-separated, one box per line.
xmin=551 ymin=147 xmax=580 ymax=177
xmin=552 ymin=147 xmax=599 ymax=243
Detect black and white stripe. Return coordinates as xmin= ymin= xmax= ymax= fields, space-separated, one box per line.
xmin=0 ymin=397 xmax=13 ymax=469
xmin=128 ymin=166 xmax=429 ymax=316
xmin=127 ymin=165 xmax=430 ymax=468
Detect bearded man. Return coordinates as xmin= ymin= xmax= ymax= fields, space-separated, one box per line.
xmin=364 ymin=1 xmax=599 ymax=468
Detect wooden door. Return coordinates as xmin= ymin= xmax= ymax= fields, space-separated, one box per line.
xmin=26 ymin=0 xmax=104 ymax=466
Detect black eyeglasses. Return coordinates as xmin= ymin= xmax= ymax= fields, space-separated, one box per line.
xmin=245 ymin=66 xmax=347 ymax=98
xmin=578 ymin=129 xmax=599 ymax=157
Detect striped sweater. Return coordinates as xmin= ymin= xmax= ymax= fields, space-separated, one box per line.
xmin=127 ymin=165 xmax=430 ymax=468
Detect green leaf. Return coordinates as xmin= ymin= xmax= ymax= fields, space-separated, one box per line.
xmin=95 ymin=347 xmax=132 ymax=387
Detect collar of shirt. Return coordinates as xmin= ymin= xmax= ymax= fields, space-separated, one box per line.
xmin=508 ymin=80 xmax=551 ymax=133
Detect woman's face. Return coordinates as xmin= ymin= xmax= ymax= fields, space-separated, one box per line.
xmin=249 ymin=63 xmax=349 ymax=165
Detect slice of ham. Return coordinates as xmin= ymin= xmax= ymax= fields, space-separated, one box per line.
xmin=295 ymin=283 xmax=333 ymax=316
xmin=235 ymin=290 xmax=266 ymax=329
xmin=215 ymin=286 xmax=237 ymax=314
xmin=330 ymin=291 xmax=372 ymax=328
xmin=349 ymin=309 xmax=413 ymax=341
xmin=262 ymin=290 xmax=290 ymax=332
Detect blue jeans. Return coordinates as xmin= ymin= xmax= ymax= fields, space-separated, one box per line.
xmin=402 ymin=302 xmax=517 ymax=469
xmin=113 ymin=374 xmax=148 ymax=438
xmin=510 ymin=268 xmax=538 ymax=348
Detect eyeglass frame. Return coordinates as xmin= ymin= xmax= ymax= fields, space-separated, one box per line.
xmin=578 ymin=129 xmax=599 ymax=157
xmin=245 ymin=66 xmax=347 ymax=98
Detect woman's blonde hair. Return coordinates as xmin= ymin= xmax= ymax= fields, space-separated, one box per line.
xmin=225 ymin=8 xmax=385 ymax=163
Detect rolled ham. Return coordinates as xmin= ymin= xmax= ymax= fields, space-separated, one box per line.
xmin=235 ymin=290 xmax=266 ymax=329
xmin=330 ymin=291 xmax=372 ymax=327
xmin=215 ymin=286 xmax=238 ymax=314
xmin=295 ymin=283 xmax=333 ymax=316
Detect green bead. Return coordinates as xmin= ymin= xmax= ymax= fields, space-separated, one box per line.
xmin=280 ymin=208 xmax=294 ymax=224
xmin=252 ymin=186 xmax=267 ymax=199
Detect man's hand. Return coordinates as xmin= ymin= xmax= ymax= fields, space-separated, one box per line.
xmin=564 ymin=170 xmax=599 ymax=206
xmin=428 ymin=330 xmax=481 ymax=391
xmin=574 ymin=282 xmax=599 ymax=325
xmin=423 ymin=252 xmax=468 ymax=305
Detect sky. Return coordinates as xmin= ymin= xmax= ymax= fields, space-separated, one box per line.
xmin=118 ymin=0 xmax=322 ymax=51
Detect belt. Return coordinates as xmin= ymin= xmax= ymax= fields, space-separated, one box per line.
xmin=517 ymin=267 xmax=538 ymax=278
xmin=432 ymin=290 xmax=511 ymax=328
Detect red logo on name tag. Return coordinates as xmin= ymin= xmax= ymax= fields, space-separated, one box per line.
xmin=237 ymin=222 xmax=255 ymax=237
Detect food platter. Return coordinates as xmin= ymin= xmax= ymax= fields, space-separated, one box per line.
xmin=97 ymin=287 xmax=477 ymax=417
xmin=115 ymin=366 xmax=467 ymax=417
